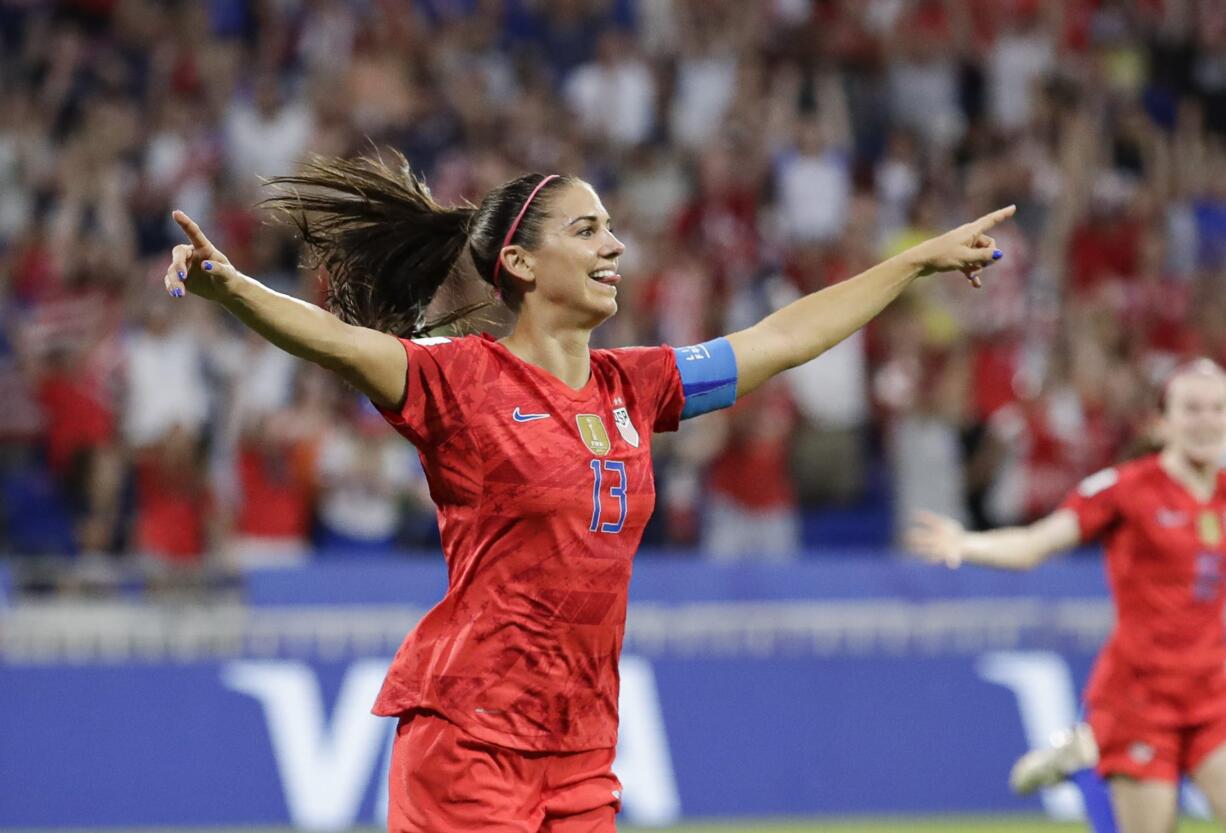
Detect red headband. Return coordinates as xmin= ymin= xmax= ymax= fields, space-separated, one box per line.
xmin=491 ymin=174 xmax=560 ymax=295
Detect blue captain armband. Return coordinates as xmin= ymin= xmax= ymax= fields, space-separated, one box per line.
xmin=674 ymin=338 xmax=738 ymax=419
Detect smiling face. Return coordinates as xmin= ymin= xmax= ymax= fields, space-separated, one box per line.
xmin=1162 ymin=363 xmax=1226 ymax=467
xmin=499 ymin=181 xmax=625 ymax=329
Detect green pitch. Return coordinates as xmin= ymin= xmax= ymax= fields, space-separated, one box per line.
xmin=11 ymin=819 xmax=1222 ymax=833
xmin=620 ymin=819 xmax=1220 ymax=833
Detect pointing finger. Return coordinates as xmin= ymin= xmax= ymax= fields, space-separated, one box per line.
xmin=972 ymin=204 xmax=1016 ymax=233
xmin=172 ymin=210 xmax=214 ymax=253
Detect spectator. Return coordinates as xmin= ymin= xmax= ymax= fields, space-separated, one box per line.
xmin=132 ymin=424 xmax=212 ymax=569
xmin=563 ymin=29 xmax=656 ymax=147
xmin=223 ymin=72 xmax=313 ymax=191
xmin=225 ymin=369 xmax=333 ymax=570
xmin=314 ymin=401 xmax=433 ymax=555
xmin=888 ymin=348 xmax=971 ymax=537
xmin=774 ymin=118 xmax=853 ymax=244
xmin=669 ymin=3 xmax=741 ymax=147
xmin=885 ymin=1 xmax=966 ymax=149
xmin=986 ymin=5 xmax=1057 ymax=131
xmin=33 ymin=347 xmax=122 ymax=555
xmin=702 ymin=380 xmax=801 ymax=561
xmin=121 ymin=303 xmax=210 ymax=450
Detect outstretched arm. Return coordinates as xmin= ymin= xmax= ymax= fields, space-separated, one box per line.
xmin=905 ymin=508 xmax=1082 ymax=571
xmin=724 ymin=205 xmax=1015 ymax=398
xmin=163 ymin=211 xmax=408 ymax=409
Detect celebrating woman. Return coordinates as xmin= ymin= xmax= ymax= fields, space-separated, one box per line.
xmin=908 ymin=360 xmax=1226 ymax=833
xmin=165 ymin=153 xmax=1010 ymax=832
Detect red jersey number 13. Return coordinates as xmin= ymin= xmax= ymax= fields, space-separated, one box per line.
xmin=589 ymin=459 xmax=627 ymax=534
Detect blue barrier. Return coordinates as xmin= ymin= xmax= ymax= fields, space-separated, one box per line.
xmin=0 ymin=652 xmax=1102 ymax=828
xmin=243 ymin=550 xmax=1110 ymax=606
xmin=1 ymin=555 xmax=1114 ymax=829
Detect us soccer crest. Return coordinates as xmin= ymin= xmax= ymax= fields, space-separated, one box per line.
xmin=1199 ymin=510 xmax=1223 ymax=547
xmin=612 ymin=407 xmax=640 ymax=448
xmin=576 ymin=414 xmax=611 ymax=456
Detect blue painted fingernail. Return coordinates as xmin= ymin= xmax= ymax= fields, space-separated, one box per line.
xmin=203 ymin=261 xmax=213 ymax=271
xmin=992 ymin=249 xmax=1003 ymax=261
xmin=177 ymin=270 xmax=185 ymax=280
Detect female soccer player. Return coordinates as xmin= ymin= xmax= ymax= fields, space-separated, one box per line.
xmin=908 ymin=360 xmax=1226 ymax=833
xmin=164 ymin=154 xmax=1011 ymax=833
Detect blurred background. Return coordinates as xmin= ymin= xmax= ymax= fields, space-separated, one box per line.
xmin=2 ymin=0 xmax=1226 ymax=831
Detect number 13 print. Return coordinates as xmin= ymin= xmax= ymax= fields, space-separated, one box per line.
xmin=589 ymin=459 xmax=627 ymax=533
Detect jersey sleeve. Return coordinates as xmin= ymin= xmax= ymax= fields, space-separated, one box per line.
xmin=610 ymin=345 xmax=687 ymax=433
xmin=374 ymin=336 xmax=478 ymax=448
xmin=1059 ymin=467 xmax=1124 ymax=542
xmin=612 ymin=338 xmax=739 ymax=433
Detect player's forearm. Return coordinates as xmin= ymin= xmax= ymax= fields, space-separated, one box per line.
xmin=958 ymin=509 xmax=1081 ymax=571
xmin=729 ymin=252 xmax=922 ymax=395
xmin=216 ymin=271 xmax=361 ymax=372
xmin=959 ymin=528 xmax=1055 ymax=571
xmin=759 ymin=252 xmax=922 ymax=362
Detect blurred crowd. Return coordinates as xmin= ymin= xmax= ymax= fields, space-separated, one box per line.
xmin=2 ymin=0 xmax=1226 ymax=590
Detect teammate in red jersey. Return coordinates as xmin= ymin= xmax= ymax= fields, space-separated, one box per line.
xmin=163 ymin=152 xmax=1011 ymax=833
xmin=908 ymin=360 xmax=1226 ymax=833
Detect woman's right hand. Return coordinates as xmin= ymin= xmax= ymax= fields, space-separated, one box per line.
xmin=904 ymin=510 xmax=967 ymax=568
xmin=163 ymin=210 xmax=241 ymax=302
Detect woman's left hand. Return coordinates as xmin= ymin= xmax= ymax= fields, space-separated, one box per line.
xmin=910 ymin=204 xmax=1016 ymax=287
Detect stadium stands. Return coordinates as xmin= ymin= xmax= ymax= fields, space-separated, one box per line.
xmin=0 ymin=2 xmax=1223 ymax=584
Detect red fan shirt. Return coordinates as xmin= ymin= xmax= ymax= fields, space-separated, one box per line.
xmin=1062 ymin=455 xmax=1226 ymax=723
xmin=374 ymin=334 xmax=685 ymax=751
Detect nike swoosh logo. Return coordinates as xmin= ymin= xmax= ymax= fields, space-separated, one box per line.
xmin=512 ymin=407 xmax=551 ymax=422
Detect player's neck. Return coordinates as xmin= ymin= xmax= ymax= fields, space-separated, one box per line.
xmin=500 ymin=321 xmax=592 ymax=391
xmin=1159 ymin=448 xmax=1220 ymax=503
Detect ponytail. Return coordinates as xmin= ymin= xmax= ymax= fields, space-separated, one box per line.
xmin=262 ymin=151 xmax=481 ymax=338
xmin=264 ymin=153 xmax=572 ymax=336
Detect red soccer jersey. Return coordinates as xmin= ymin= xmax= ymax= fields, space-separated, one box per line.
xmin=1062 ymin=455 xmax=1226 ymax=720
xmin=374 ymin=334 xmax=685 ymax=751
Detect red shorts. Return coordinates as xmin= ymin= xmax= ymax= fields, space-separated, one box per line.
xmin=1089 ymin=706 xmax=1226 ymax=783
xmin=387 ymin=711 xmax=622 ymax=833
xmin=1087 ymin=660 xmax=1226 ymax=782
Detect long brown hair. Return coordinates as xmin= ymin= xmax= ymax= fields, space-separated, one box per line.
xmin=262 ymin=151 xmax=573 ymax=337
